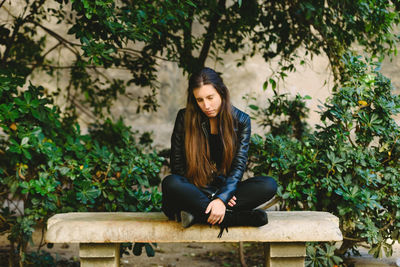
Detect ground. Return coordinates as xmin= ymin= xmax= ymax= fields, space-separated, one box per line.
xmin=0 ymin=231 xmax=265 ymax=267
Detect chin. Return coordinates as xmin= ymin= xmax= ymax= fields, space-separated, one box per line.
xmin=205 ymin=112 xmax=216 ymax=118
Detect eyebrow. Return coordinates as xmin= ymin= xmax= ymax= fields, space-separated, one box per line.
xmin=196 ymin=94 xmax=214 ymax=100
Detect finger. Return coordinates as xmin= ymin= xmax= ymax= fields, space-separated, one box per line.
xmin=209 ymin=213 xmax=221 ymax=225
xmin=233 ymin=196 xmax=236 ymax=200
xmin=205 ymin=204 xmax=211 ymax=214
xmin=212 ymin=215 xmax=221 ymax=225
xmin=207 ymin=213 xmax=216 ymax=224
xmin=218 ymin=214 xmax=224 ymax=224
xmin=212 ymin=214 xmax=220 ymax=224
xmin=208 ymin=215 xmax=217 ymax=225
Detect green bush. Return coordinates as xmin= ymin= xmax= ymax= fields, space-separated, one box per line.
xmin=0 ymin=70 xmax=163 ymax=265
xmin=248 ymin=54 xmax=400 ymax=265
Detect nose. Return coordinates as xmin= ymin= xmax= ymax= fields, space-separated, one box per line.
xmin=204 ymin=100 xmax=211 ymax=110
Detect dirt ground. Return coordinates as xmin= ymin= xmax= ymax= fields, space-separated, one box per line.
xmin=0 ymin=228 xmax=266 ymax=267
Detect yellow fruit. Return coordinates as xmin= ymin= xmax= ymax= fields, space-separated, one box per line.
xmin=79 ymin=165 xmax=84 ymax=170
xmin=358 ymin=100 xmax=368 ymax=106
xmin=10 ymin=123 xmax=17 ymax=131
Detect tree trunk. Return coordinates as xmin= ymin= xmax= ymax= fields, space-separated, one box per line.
xmin=239 ymin=241 xmax=248 ymax=267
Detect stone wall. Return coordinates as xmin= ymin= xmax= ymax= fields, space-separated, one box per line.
xmin=112 ymin=49 xmax=400 ymax=149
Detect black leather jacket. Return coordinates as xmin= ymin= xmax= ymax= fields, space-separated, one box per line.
xmin=170 ymin=106 xmax=251 ymax=204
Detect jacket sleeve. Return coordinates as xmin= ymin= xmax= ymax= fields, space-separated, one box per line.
xmin=215 ymin=114 xmax=251 ymax=204
xmin=170 ymin=109 xmax=186 ymax=176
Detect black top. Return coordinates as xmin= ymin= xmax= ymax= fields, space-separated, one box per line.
xmin=209 ymin=133 xmax=223 ymax=169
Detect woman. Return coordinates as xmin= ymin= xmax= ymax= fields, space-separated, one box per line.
xmin=162 ymin=67 xmax=277 ymax=237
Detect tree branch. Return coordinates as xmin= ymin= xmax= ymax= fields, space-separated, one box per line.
xmin=28 ymin=20 xmax=81 ymax=57
xmin=119 ymin=47 xmax=175 ymax=62
xmin=28 ymin=64 xmax=131 ymax=70
xmin=0 ymin=0 xmax=6 ymax=9
xmin=29 ymin=41 xmax=62 ymax=72
xmin=239 ymin=242 xmax=248 ymax=267
xmin=180 ymin=6 xmax=195 ymax=70
xmin=42 ymin=41 xmax=63 ymax=59
xmin=379 ymin=217 xmax=395 ymax=232
xmin=29 ymin=22 xmax=176 ymax=64
xmin=92 ymin=66 xmax=112 ymax=84
xmin=198 ymin=0 xmax=226 ymax=69
xmin=67 ymin=94 xmax=98 ymax=121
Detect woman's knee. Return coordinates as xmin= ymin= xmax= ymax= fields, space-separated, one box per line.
xmin=161 ymin=174 xmax=188 ymax=193
xmin=162 ymin=174 xmax=178 ymax=190
xmin=255 ymin=176 xmax=278 ymax=197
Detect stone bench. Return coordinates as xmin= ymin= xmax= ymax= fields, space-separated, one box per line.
xmin=45 ymin=211 xmax=342 ymax=267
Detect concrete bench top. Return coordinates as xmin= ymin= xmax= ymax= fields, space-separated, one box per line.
xmin=45 ymin=211 xmax=342 ymax=244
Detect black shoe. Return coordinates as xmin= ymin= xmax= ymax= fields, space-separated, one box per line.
xmin=180 ymin=211 xmax=195 ymax=228
xmin=173 ymin=212 xmax=181 ymax=222
xmin=218 ymin=209 xmax=268 ymax=238
xmin=237 ymin=209 xmax=268 ymax=226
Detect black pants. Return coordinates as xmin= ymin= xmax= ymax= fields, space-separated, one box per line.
xmin=161 ymin=174 xmax=277 ymax=221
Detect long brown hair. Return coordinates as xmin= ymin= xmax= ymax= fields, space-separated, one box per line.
xmin=184 ymin=67 xmax=236 ymax=187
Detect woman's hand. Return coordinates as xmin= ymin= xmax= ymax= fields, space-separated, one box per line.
xmin=205 ymin=198 xmax=226 ymax=225
xmin=228 ymin=196 xmax=236 ymax=207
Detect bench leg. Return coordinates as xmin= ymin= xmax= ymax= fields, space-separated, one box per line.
xmin=79 ymin=243 xmax=120 ymax=267
xmin=264 ymin=242 xmax=306 ymax=267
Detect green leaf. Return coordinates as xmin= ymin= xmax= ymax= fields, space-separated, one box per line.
xmin=249 ymin=104 xmax=259 ymax=111
xmin=132 ymin=243 xmax=144 ymax=256
xmin=77 ymin=183 xmax=101 ymax=204
xmin=23 ymin=149 xmax=32 ymax=160
xmin=186 ymin=1 xmax=196 ymax=8
xmin=269 ymin=78 xmax=277 ymax=90
xmin=263 ymin=81 xmax=268 ymax=91
xmin=59 ymin=167 xmax=70 ymax=175
xmin=21 ymin=137 xmax=29 ymax=146
xmin=145 ymin=243 xmax=155 ymax=257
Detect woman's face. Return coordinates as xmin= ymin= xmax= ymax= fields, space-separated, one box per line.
xmin=193 ymin=84 xmax=222 ymax=118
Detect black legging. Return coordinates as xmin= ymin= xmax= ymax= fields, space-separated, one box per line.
xmin=162 ymin=174 xmax=277 ymax=221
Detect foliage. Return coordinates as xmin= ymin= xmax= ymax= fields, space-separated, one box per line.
xmin=24 ymin=250 xmax=78 ymax=267
xmin=248 ymin=93 xmax=311 ymax=140
xmin=0 ymin=70 xmax=163 ymax=265
xmin=0 ymin=0 xmax=399 ymax=119
xmin=305 ymin=243 xmax=343 ymax=267
xmin=248 ymin=54 xmax=400 ymax=262
xmin=131 ymin=242 xmax=157 ymax=257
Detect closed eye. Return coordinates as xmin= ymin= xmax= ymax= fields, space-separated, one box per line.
xmin=196 ymin=94 xmax=214 ymax=102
